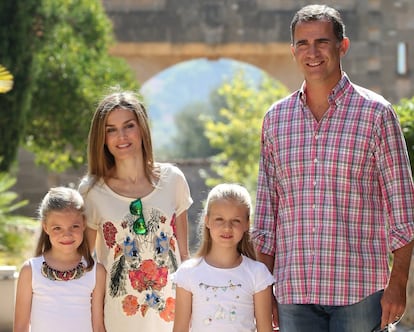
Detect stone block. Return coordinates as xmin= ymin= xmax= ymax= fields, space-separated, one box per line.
xmin=0 ymin=266 xmax=17 ymax=332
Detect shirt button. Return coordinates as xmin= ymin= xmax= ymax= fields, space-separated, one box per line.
xmin=314 ymin=158 xmax=318 ymax=163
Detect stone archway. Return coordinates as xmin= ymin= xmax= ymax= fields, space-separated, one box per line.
xmin=110 ymin=41 xmax=303 ymax=92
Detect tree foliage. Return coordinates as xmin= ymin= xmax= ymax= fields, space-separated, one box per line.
xmin=170 ymin=102 xmax=217 ymax=159
xmin=170 ymin=90 xmax=226 ymax=159
xmin=0 ymin=170 xmax=37 ymax=266
xmin=394 ymin=97 xmax=414 ymax=174
xmin=26 ymin=0 xmax=139 ymax=172
xmin=204 ymin=72 xmax=289 ymax=195
xmin=0 ymin=1 xmax=38 ymax=171
xmin=0 ymin=0 xmax=139 ymax=172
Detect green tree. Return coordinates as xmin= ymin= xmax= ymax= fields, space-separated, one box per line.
xmin=171 ymin=102 xmax=215 ymax=159
xmin=0 ymin=1 xmax=38 ymax=171
xmin=0 ymin=170 xmax=37 ymax=266
xmin=171 ymin=90 xmax=227 ymax=159
xmin=0 ymin=61 xmax=34 ymax=266
xmin=204 ymin=73 xmax=289 ymax=195
xmin=394 ymin=96 xmax=414 ymax=173
xmin=0 ymin=0 xmax=139 ymax=172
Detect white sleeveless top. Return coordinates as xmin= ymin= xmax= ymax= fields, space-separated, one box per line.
xmin=29 ymin=256 xmax=96 ymax=332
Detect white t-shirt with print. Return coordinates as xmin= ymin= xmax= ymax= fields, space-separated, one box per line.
xmin=172 ymin=255 xmax=275 ymax=332
xmin=79 ymin=163 xmax=193 ymax=332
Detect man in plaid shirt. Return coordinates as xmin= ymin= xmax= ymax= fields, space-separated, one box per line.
xmin=253 ymin=4 xmax=414 ymax=332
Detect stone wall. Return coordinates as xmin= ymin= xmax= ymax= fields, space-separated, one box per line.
xmin=103 ymin=0 xmax=414 ymax=104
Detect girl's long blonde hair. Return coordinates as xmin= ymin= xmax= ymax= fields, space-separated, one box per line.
xmin=196 ymin=183 xmax=256 ymax=260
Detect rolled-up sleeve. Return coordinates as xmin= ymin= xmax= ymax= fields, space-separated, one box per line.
xmin=377 ymin=105 xmax=414 ymax=251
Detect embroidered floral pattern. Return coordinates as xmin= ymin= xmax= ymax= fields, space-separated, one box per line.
xmin=129 ymin=259 xmax=168 ymax=292
xmin=122 ymin=294 xmax=139 ymax=316
xmin=114 ymin=243 xmax=123 ymax=259
xmin=107 ymin=208 xmax=178 ymax=321
xmin=160 ymin=297 xmax=175 ymax=322
xmin=103 ymin=221 xmax=117 ymax=248
xmin=140 ymin=304 xmax=149 ymax=317
xmin=155 ymin=232 xmax=169 ymax=255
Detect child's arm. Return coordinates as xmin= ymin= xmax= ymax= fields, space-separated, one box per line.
xmin=172 ymin=285 xmax=192 ymax=332
xmin=13 ymin=262 xmax=33 ymax=332
xmin=254 ymin=285 xmax=273 ymax=332
xmin=91 ymin=263 xmax=106 ymax=332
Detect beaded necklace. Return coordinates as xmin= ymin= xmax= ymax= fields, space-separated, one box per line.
xmin=41 ymin=261 xmax=85 ymax=281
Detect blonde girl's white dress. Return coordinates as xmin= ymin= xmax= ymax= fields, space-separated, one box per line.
xmin=79 ymin=163 xmax=193 ymax=332
xmin=29 ymin=256 xmax=96 ymax=332
xmin=172 ymin=255 xmax=275 ymax=332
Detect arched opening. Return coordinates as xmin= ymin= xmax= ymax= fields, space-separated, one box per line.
xmin=110 ymin=41 xmax=303 ymax=91
xmin=139 ymin=57 xmax=286 ymax=159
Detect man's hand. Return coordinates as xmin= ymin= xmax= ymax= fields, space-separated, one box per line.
xmin=380 ymin=241 xmax=414 ymax=329
xmin=380 ymin=280 xmax=405 ymax=329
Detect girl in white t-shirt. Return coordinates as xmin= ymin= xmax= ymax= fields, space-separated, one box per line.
xmin=13 ymin=187 xmax=106 ymax=332
xmin=173 ymin=183 xmax=275 ymax=332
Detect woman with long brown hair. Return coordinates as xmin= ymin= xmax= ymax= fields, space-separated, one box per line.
xmin=79 ymin=88 xmax=192 ymax=332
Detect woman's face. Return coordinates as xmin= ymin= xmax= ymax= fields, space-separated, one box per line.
xmin=104 ymin=108 xmax=143 ymax=161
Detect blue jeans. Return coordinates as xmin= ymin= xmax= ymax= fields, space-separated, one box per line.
xmin=277 ymin=290 xmax=383 ymax=332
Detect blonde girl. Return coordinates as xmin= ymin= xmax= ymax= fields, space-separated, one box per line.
xmin=173 ymin=183 xmax=274 ymax=332
xmin=14 ymin=187 xmax=106 ymax=332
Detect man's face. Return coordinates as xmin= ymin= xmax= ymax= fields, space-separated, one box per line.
xmin=291 ymin=19 xmax=349 ymax=86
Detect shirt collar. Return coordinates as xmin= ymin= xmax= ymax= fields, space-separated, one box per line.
xmin=298 ymin=72 xmax=351 ymax=107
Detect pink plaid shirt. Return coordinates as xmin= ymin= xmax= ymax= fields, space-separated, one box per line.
xmin=253 ymin=73 xmax=414 ymax=306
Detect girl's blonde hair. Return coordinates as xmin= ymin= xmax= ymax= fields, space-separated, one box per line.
xmin=85 ymin=88 xmax=158 ymax=187
xmin=35 ymin=187 xmax=94 ymax=271
xmin=196 ymin=183 xmax=256 ymax=259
